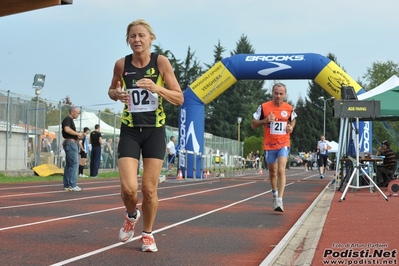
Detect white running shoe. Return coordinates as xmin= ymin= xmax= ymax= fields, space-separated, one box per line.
xmin=69 ymin=186 xmax=82 ymax=192
xmin=274 ymin=200 xmax=284 ymax=212
xmin=273 ymin=197 xmax=278 ymax=210
xmin=119 ymin=210 xmax=141 ymax=242
xmin=140 ymin=234 xmax=158 ymax=252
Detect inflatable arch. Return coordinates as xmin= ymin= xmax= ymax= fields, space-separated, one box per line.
xmin=178 ymin=53 xmax=369 ymax=178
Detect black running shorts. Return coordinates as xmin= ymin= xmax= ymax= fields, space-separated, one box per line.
xmin=79 ymin=151 xmax=87 ymax=158
xmin=118 ymin=124 xmax=166 ymax=160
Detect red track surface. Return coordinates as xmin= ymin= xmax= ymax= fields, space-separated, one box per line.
xmin=312 ymin=186 xmax=399 ymax=266
xmin=0 ymin=169 xmax=347 ymax=266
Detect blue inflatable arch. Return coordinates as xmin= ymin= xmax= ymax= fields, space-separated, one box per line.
xmin=178 ymin=53 xmax=368 ymax=178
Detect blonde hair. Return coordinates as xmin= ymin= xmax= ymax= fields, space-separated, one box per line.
xmin=125 ymin=19 xmax=156 ymax=44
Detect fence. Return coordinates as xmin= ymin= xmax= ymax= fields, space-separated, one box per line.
xmin=0 ymin=90 xmax=244 ymax=173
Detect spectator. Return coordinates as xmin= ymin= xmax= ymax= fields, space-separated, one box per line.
xmin=61 ymin=107 xmax=84 ymax=192
xmin=376 ymin=140 xmax=396 ymax=187
xmin=246 ymin=152 xmax=254 ymax=169
xmin=59 ymin=144 xmax=66 ymax=168
xmin=166 ymin=136 xmax=176 ymax=176
xmin=103 ymin=138 xmax=113 ymax=168
xmin=47 ymin=136 xmax=53 ymax=153
xmin=303 ymin=151 xmax=309 ymax=171
xmin=114 ymin=137 xmax=120 ymax=168
xmin=51 ymin=138 xmax=58 ymax=155
xmin=316 ymin=135 xmax=331 ymax=179
xmin=42 ymin=136 xmax=51 ymax=152
xmin=27 ymin=138 xmax=33 ymax=154
xmin=89 ymin=124 xmax=103 ymax=178
xmin=307 ymin=151 xmax=314 ymax=171
xmin=78 ymin=127 xmax=90 ymax=177
xmin=254 ymin=150 xmax=261 ymax=170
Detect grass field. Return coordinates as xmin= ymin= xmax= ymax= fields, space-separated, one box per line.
xmin=0 ymin=171 xmax=120 ymax=184
xmin=0 ymin=165 xmax=244 ymax=184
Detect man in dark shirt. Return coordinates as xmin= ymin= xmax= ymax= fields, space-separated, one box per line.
xmin=376 ymin=140 xmax=396 ymax=187
xmin=62 ymin=107 xmax=84 ymax=192
xmin=89 ymin=124 xmax=102 ymax=178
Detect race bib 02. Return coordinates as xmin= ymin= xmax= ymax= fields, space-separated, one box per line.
xmin=127 ymin=88 xmax=158 ymax=113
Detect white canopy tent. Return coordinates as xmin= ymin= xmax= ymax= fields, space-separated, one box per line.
xmin=48 ymin=111 xmax=120 ymax=135
xmin=358 ymin=75 xmax=399 ymax=101
xmin=328 ymin=140 xmax=339 ymax=153
xmin=336 ymin=75 xmax=399 ymax=160
xmin=333 ymin=75 xmax=399 ymax=188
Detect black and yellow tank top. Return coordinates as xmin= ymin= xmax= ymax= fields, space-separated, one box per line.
xmin=121 ymin=53 xmax=166 ymax=127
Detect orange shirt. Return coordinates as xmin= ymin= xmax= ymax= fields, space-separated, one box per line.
xmin=260 ymin=101 xmax=295 ymax=150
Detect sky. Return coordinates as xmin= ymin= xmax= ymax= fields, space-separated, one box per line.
xmin=1 ymin=0 xmax=399 ymax=112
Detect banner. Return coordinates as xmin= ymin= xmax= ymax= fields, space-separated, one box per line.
xmin=179 ymin=53 xmax=369 ymax=178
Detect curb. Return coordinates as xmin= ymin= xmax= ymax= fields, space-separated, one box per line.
xmin=260 ymin=184 xmax=335 ymax=266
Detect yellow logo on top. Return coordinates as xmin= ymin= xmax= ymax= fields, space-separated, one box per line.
xmin=314 ymin=61 xmax=362 ymax=100
xmin=190 ymin=62 xmax=237 ymax=104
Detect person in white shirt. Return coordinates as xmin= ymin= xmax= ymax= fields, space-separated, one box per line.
xmin=316 ymin=135 xmax=331 ymax=179
xmin=166 ymin=136 xmax=176 ymax=176
xmin=307 ymin=150 xmax=314 ymax=171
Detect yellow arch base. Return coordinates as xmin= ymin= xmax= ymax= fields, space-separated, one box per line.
xmin=33 ymin=164 xmax=64 ymax=177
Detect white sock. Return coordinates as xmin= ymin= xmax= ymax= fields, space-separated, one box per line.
xmin=277 ymin=197 xmax=283 ymax=202
xmin=142 ymin=232 xmax=153 ymax=238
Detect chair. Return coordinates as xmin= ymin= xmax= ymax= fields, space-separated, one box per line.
xmin=394 ymin=161 xmax=399 ymax=179
xmin=386 ymin=160 xmax=398 ymax=182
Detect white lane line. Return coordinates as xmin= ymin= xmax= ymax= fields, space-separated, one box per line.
xmin=0 ymin=181 xmax=256 ymax=231
xmin=1 ymin=206 xmax=125 ymax=231
xmin=0 ymin=180 xmax=121 ymax=191
xmin=50 ymin=182 xmax=294 ymax=266
xmin=302 ymin=175 xmax=320 ymax=180
xmin=0 ymin=185 xmax=121 ymax=198
xmin=0 ymin=193 xmax=120 ymax=210
xmin=0 ymin=181 xmax=219 ymax=209
xmin=0 ymin=179 xmax=221 ymax=198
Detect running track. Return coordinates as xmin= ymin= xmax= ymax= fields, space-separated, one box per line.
xmin=0 ymin=168 xmax=327 ymax=266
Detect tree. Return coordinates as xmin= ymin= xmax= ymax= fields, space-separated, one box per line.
xmin=362 ymin=60 xmax=399 ymax=91
xmin=243 ymin=136 xmax=263 ymax=158
xmin=204 ymin=40 xmax=225 ymax=69
xmin=292 ymin=53 xmax=341 ymax=152
xmin=205 ymin=35 xmax=270 ymax=141
xmin=44 ymin=96 xmax=71 ymax=129
xmin=204 ymin=40 xmax=226 ymax=133
xmin=153 ymin=44 xmax=203 ymax=127
xmin=100 ymin=108 xmax=121 ymax=130
xmin=290 ymin=96 xmax=307 ymax=152
xmin=361 ymin=60 xmax=399 ymax=152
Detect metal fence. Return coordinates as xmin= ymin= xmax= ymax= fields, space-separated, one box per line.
xmin=0 ymin=90 xmax=244 ymax=173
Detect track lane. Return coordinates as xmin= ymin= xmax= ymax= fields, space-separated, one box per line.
xmin=0 ymin=169 xmax=328 ymax=265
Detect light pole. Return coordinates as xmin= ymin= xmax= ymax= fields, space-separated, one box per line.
xmin=33 ymin=74 xmax=46 ymax=166
xmin=237 ymin=117 xmax=242 ymax=142
xmin=318 ymin=96 xmax=334 ymax=136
